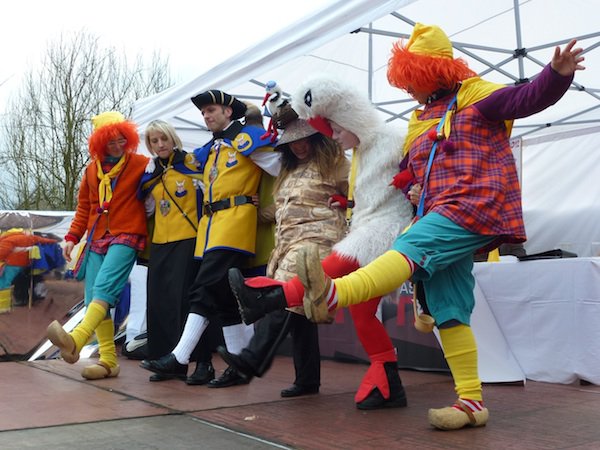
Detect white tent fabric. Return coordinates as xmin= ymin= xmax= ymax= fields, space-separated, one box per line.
xmin=132 ymin=0 xmax=600 ymax=256
xmin=520 ymin=126 xmax=600 ymax=257
xmin=133 ymin=0 xmax=414 ymax=149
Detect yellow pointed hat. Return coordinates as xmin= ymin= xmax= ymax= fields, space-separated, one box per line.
xmin=406 ymin=23 xmax=453 ymax=59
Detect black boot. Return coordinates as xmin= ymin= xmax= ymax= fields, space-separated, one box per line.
xmin=217 ymin=345 xmax=256 ymax=380
xmin=186 ymin=361 xmax=215 ymax=385
xmin=356 ymin=362 xmax=407 ymax=410
xmin=228 ymin=268 xmax=287 ymax=325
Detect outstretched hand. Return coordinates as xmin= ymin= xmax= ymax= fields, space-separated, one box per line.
xmin=551 ymin=39 xmax=585 ymax=76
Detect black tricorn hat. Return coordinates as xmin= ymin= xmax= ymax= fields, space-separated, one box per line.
xmin=191 ymin=90 xmax=247 ymax=120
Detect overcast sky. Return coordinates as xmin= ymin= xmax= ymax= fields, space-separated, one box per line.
xmin=0 ymin=0 xmax=332 ymax=114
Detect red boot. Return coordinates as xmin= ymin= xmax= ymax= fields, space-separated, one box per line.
xmin=355 ymin=350 xmax=407 ymax=410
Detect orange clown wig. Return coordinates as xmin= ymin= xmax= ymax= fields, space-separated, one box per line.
xmin=387 ymin=23 xmax=476 ymax=95
xmin=88 ymin=111 xmax=140 ymax=160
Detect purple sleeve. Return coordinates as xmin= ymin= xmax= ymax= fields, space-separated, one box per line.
xmin=474 ymin=65 xmax=574 ymax=121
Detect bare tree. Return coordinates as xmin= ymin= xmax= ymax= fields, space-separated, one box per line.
xmin=0 ymin=31 xmax=172 ymax=210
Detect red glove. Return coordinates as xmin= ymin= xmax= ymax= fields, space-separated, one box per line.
xmin=329 ymin=194 xmax=348 ymax=209
xmin=389 ymin=170 xmax=413 ymax=190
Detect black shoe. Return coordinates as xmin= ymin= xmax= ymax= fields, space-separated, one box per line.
xmin=149 ymin=373 xmax=174 ymax=382
xmin=228 ymin=268 xmax=287 ymax=325
xmin=280 ymin=384 xmax=319 ymax=398
xmin=186 ymin=361 xmax=216 ymax=385
xmin=356 ymin=362 xmax=407 ymax=410
xmin=216 ymin=346 xmax=256 ymax=380
xmin=140 ymin=353 xmax=188 ymax=380
xmin=207 ymin=366 xmax=249 ymax=388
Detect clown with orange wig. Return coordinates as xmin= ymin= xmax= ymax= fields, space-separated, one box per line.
xmin=275 ymin=24 xmax=584 ymax=430
xmin=47 ymin=111 xmax=149 ymax=381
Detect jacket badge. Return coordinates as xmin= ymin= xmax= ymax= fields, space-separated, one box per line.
xmin=226 ymin=151 xmax=238 ymax=168
xmin=235 ymin=133 xmax=252 ymax=151
xmin=175 ymin=180 xmax=187 ymax=197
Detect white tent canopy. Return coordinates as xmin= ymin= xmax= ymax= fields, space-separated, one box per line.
xmin=132 ymin=0 xmax=600 ymax=256
xmin=132 ymin=0 xmax=415 ymax=149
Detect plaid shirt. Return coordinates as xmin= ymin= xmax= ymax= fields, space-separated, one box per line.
xmin=409 ymin=99 xmax=526 ymax=249
xmin=90 ymin=231 xmax=146 ymax=255
xmin=409 ymin=66 xmax=573 ymax=251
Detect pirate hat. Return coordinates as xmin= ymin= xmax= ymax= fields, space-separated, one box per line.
xmin=191 ymin=90 xmax=247 ymax=120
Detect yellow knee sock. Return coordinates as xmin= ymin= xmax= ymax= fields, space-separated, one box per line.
xmin=95 ymin=317 xmax=118 ymax=368
xmin=439 ymin=325 xmax=482 ymax=401
xmin=70 ymin=302 xmax=108 ymax=352
xmin=335 ymin=251 xmax=413 ymax=308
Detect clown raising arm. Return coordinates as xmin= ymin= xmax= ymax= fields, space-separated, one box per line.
xmin=297 ymin=25 xmax=584 ymax=431
xmin=240 ymin=24 xmax=584 ymax=431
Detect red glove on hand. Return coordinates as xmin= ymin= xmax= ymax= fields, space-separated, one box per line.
xmin=329 ymin=194 xmax=348 ymax=209
xmin=389 ymin=170 xmax=413 ymax=190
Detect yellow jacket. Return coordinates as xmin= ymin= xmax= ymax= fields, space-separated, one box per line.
xmin=141 ymin=151 xmax=203 ymax=244
xmin=194 ymin=123 xmax=276 ymax=258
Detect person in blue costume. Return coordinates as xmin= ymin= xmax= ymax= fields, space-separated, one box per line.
xmin=140 ymin=91 xmax=280 ymax=387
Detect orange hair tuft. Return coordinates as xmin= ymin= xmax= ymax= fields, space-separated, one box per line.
xmin=387 ymin=42 xmax=476 ymax=94
xmin=88 ymin=120 xmax=140 ymax=160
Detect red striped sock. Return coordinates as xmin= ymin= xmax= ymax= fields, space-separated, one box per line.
xmin=326 ymin=281 xmax=338 ymax=312
xmin=453 ymin=398 xmax=484 ymax=413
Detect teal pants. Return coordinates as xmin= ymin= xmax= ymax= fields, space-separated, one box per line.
xmin=84 ymin=244 xmax=137 ymax=307
xmin=392 ymin=213 xmax=495 ymax=325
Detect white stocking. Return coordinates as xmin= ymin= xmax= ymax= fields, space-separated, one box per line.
xmin=172 ymin=313 xmax=208 ymax=364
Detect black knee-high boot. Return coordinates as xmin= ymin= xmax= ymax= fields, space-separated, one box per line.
xmin=228 ymin=268 xmax=287 ymax=324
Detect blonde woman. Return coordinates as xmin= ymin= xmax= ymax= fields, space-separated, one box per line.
xmin=139 ymin=120 xmax=222 ymax=384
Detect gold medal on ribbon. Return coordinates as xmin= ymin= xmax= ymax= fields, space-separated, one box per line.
xmin=209 ymin=164 xmax=218 ymax=183
xmin=159 ymin=199 xmax=171 ymax=216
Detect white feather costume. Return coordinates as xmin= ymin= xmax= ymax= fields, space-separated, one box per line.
xmin=292 ymin=75 xmax=413 ymax=266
